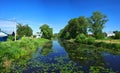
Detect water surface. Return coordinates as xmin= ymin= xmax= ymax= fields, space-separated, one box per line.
xmin=22 ymin=40 xmax=120 ymax=73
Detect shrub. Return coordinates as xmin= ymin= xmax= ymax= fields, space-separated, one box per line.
xmin=87 ymin=37 xmax=95 ymax=44
xmin=75 ymin=34 xmax=87 ymax=43
xmin=8 ymin=35 xmax=14 ymax=41
xmin=114 ymin=31 xmax=120 ymax=39
xmin=95 ymin=32 xmax=105 ymax=39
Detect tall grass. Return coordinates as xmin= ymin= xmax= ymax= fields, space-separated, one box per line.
xmin=0 ymin=37 xmax=48 ymax=72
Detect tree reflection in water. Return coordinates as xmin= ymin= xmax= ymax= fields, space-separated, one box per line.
xmin=23 ymin=40 xmax=117 ymax=73
xmin=40 ymin=41 xmax=53 ymax=56
xmin=58 ymin=40 xmax=108 ymax=69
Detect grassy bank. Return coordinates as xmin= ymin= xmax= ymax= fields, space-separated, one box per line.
xmin=66 ymin=37 xmax=120 ymax=50
xmin=96 ymin=39 xmax=120 ymax=44
xmin=94 ymin=39 xmax=120 ymax=51
xmin=0 ymin=37 xmax=48 ymax=72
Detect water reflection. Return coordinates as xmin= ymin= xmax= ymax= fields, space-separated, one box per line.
xmin=59 ymin=40 xmax=105 ymax=66
xmin=40 ymin=41 xmax=53 ymax=56
xmin=58 ymin=40 xmax=119 ymax=73
xmin=22 ymin=40 xmax=120 ymax=73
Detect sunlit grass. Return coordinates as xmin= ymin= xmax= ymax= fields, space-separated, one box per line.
xmin=95 ymin=39 xmax=120 ymax=44
xmin=0 ymin=37 xmax=48 ymax=72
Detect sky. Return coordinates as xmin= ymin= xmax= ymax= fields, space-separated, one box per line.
xmin=0 ymin=0 xmax=120 ymax=34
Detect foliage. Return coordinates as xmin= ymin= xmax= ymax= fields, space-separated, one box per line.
xmin=40 ymin=24 xmax=53 ymax=39
xmin=114 ymin=31 xmax=120 ymax=39
xmin=96 ymin=32 xmax=106 ymax=39
xmin=78 ymin=16 xmax=88 ymax=35
xmin=75 ymin=34 xmax=87 ymax=43
xmin=94 ymin=41 xmax=120 ymax=50
xmin=59 ymin=16 xmax=88 ymax=39
xmin=8 ymin=35 xmax=14 ymax=41
xmin=41 ymin=41 xmax=53 ymax=56
xmin=17 ymin=23 xmax=33 ymax=37
xmin=0 ymin=37 xmax=48 ymax=72
xmin=90 ymin=66 xmax=115 ymax=73
xmin=75 ymin=34 xmax=95 ymax=44
xmin=87 ymin=37 xmax=96 ymax=44
xmin=88 ymin=11 xmax=108 ymax=39
xmin=59 ymin=11 xmax=108 ymax=40
xmin=53 ymin=33 xmax=58 ymax=39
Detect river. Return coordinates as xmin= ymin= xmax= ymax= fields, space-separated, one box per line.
xmin=20 ymin=40 xmax=120 ymax=73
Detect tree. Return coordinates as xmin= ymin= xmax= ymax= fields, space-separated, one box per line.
xmin=40 ymin=24 xmax=53 ymax=39
xmin=12 ymin=31 xmax=15 ymax=36
xmin=53 ymin=33 xmax=58 ymax=39
xmin=114 ymin=31 xmax=120 ymax=39
xmin=59 ymin=16 xmax=88 ymax=39
xmin=78 ymin=16 xmax=88 ymax=35
xmin=67 ymin=18 xmax=79 ymax=38
xmin=88 ymin=11 xmax=108 ymax=39
xmin=17 ymin=24 xmax=33 ymax=37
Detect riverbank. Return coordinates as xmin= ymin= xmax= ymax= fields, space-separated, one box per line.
xmin=95 ymin=39 xmax=120 ymax=44
xmin=0 ymin=37 xmax=48 ymax=72
xmin=64 ymin=38 xmax=120 ymax=51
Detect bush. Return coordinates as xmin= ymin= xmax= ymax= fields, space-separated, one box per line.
xmin=8 ymin=35 xmax=14 ymax=41
xmin=75 ymin=34 xmax=87 ymax=43
xmin=87 ymin=37 xmax=95 ymax=44
xmin=95 ymin=33 xmax=105 ymax=39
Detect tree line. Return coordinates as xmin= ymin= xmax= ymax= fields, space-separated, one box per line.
xmin=59 ymin=11 xmax=108 ymax=40
xmin=16 ymin=11 xmax=120 ymax=40
xmin=16 ymin=23 xmax=53 ymax=40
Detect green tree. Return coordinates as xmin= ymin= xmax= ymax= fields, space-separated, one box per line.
xmin=59 ymin=16 xmax=88 ymax=39
xmin=40 ymin=24 xmax=53 ymax=39
xmin=53 ymin=33 xmax=58 ymax=39
xmin=78 ymin=16 xmax=88 ymax=35
xmin=114 ymin=31 xmax=120 ymax=39
xmin=67 ymin=18 xmax=79 ymax=38
xmin=88 ymin=11 xmax=108 ymax=39
xmin=17 ymin=24 xmax=33 ymax=37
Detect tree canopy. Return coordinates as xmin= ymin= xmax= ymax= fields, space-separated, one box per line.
xmin=40 ymin=24 xmax=53 ymax=39
xmin=88 ymin=11 xmax=108 ymax=39
xmin=59 ymin=16 xmax=88 ymax=39
xmin=113 ymin=31 xmax=120 ymax=39
xmin=17 ymin=24 xmax=33 ymax=37
xmin=59 ymin=11 xmax=108 ymax=40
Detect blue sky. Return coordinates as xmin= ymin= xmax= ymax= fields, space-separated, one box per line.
xmin=0 ymin=0 xmax=120 ymax=34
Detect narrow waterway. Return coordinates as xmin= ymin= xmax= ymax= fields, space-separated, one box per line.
xmin=22 ymin=40 xmax=120 ymax=73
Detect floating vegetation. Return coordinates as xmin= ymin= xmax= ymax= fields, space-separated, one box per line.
xmin=20 ymin=40 xmax=118 ymax=73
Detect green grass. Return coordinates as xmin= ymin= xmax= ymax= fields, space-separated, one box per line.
xmin=95 ymin=39 xmax=120 ymax=44
xmin=0 ymin=37 xmax=48 ymax=72
xmin=94 ymin=39 xmax=120 ymax=51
